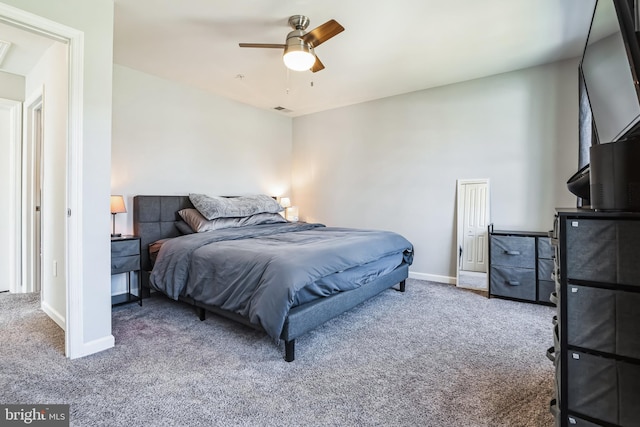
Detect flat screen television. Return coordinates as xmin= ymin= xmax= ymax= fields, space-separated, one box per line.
xmin=580 ymin=0 xmax=640 ymax=144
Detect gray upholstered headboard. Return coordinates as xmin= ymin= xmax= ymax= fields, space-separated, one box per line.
xmin=133 ymin=195 xmax=194 ymax=273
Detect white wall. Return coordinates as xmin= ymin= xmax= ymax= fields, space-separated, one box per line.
xmin=0 ymin=73 xmax=24 ymax=294
xmin=1 ymin=0 xmax=115 ymax=357
xmin=292 ymin=59 xmax=579 ymax=282
xmin=0 ymin=71 xmax=25 ymax=101
xmin=25 ymin=40 xmax=68 ymax=327
xmin=110 ymin=65 xmax=293 ymax=294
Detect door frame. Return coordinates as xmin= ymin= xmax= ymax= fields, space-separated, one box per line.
xmin=0 ymin=3 xmax=85 ymax=358
xmin=23 ymin=88 xmax=44 ymax=294
xmin=456 ymin=178 xmax=491 ymax=290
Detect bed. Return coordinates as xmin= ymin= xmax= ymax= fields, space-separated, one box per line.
xmin=133 ymin=195 xmax=413 ymax=361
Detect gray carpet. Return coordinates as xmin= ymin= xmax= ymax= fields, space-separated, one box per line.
xmin=0 ymin=280 xmax=555 ymax=426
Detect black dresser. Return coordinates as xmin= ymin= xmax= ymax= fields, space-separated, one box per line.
xmin=488 ymin=227 xmax=555 ymax=305
xmin=550 ymin=209 xmax=640 ymax=427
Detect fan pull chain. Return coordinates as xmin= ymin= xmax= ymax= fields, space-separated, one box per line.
xmin=286 ymin=67 xmax=290 ymax=95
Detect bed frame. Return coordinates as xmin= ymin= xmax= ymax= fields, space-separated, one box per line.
xmin=133 ymin=195 xmax=408 ymax=361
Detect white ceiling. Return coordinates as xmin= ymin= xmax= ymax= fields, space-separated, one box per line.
xmin=2 ymin=0 xmax=597 ymax=117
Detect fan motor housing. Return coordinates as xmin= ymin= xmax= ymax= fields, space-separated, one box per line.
xmin=288 ymin=15 xmax=310 ymax=30
xmin=286 ymin=29 xmax=311 ymax=48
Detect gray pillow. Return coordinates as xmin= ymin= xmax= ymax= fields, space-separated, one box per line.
xmin=178 ymin=208 xmax=286 ymax=233
xmin=189 ymin=193 xmax=283 ymax=220
xmin=175 ymin=220 xmax=195 ymax=235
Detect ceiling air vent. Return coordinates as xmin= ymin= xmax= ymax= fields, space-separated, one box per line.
xmin=273 ymin=106 xmax=292 ymax=113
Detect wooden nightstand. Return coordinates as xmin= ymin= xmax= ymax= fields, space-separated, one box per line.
xmin=111 ymin=235 xmax=142 ymax=306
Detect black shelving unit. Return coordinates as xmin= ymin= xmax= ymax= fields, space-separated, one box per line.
xmin=488 ymin=225 xmax=555 ymax=305
xmin=551 ymin=209 xmax=640 ymax=427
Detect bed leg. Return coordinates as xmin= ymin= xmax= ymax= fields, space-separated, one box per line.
xmin=196 ymin=307 xmax=206 ymax=321
xmin=284 ymin=340 xmax=295 ymax=362
xmin=397 ymin=280 xmax=406 ymax=292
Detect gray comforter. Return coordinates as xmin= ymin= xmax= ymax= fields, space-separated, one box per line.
xmin=150 ymin=222 xmax=413 ymax=340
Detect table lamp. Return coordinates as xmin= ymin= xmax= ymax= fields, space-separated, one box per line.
xmin=110 ymin=195 xmax=126 ymax=237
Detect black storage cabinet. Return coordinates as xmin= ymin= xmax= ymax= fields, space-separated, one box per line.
xmin=551 ymin=210 xmax=640 ymax=427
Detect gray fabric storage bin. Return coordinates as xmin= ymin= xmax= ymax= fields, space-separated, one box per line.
xmin=111 ymin=255 xmax=140 ymax=274
xmin=566 ymin=285 xmax=616 ymax=354
xmin=618 ymin=220 xmax=640 ymax=286
xmin=538 ymin=258 xmax=554 ymax=282
xmin=567 ymin=351 xmax=617 ymax=425
xmin=490 ymin=265 xmax=536 ymax=301
xmin=616 ymin=291 xmax=640 ymax=359
xmin=490 ymin=235 xmax=535 ymax=268
xmin=619 ymin=361 xmax=640 ymax=426
xmin=111 ymin=239 xmax=139 ymax=257
xmin=566 ymin=285 xmax=640 ymax=359
xmin=538 ymin=236 xmax=554 ymax=259
xmin=566 ymin=219 xmax=640 ymax=285
xmin=565 ymin=219 xmax=616 ymax=283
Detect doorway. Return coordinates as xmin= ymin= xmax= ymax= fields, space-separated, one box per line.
xmin=23 ymin=90 xmax=44 ymax=294
xmin=456 ymin=178 xmax=490 ymax=290
xmin=0 ymin=4 xmax=87 ymax=357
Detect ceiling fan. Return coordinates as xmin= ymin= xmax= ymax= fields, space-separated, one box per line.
xmin=239 ymin=15 xmax=344 ymax=72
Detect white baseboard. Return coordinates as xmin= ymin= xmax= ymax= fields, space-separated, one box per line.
xmin=408 ymin=271 xmax=456 ymax=285
xmin=41 ymin=300 xmax=66 ymax=330
xmin=70 ymin=335 xmax=115 ymax=360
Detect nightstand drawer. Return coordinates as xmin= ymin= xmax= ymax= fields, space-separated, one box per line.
xmin=111 ymin=239 xmax=139 ymax=257
xmin=111 ymin=255 xmax=140 ymax=274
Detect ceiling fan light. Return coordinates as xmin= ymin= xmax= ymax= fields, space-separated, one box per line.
xmin=282 ymin=40 xmax=315 ymax=71
xmin=283 ymin=50 xmax=315 ymax=71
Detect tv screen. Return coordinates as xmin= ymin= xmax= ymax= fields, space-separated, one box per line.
xmin=581 ymin=0 xmax=640 ymax=143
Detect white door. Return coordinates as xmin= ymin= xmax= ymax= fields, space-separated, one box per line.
xmin=461 ymin=182 xmax=488 ymax=273
xmin=0 ymin=98 xmax=22 ymax=293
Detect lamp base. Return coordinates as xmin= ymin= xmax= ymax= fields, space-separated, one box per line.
xmin=111 ymin=233 xmax=122 ymax=238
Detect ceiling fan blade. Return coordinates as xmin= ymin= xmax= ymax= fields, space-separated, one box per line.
xmin=311 ymin=56 xmax=325 ymax=73
xmin=301 ymin=19 xmax=344 ymax=48
xmin=239 ymin=43 xmax=285 ymax=49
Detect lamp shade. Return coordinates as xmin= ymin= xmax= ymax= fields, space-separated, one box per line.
xmin=286 ymin=206 xmax=299 ymax=222
xmin=110 ymin=195 xmax=126 ymax=214
xmin=280 ymin=197 xmax=291 ymax=208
